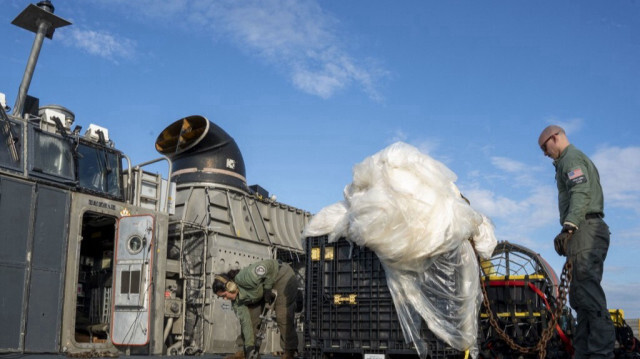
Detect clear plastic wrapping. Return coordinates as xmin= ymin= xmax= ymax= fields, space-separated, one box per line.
xmin=304 ymin=142 xmax=497 ymax=358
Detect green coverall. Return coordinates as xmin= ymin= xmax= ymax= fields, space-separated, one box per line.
xmin=231 ymin=259 xmax=299 ymax=352
xmin=554 ymin=144 xmax=615 ymax=359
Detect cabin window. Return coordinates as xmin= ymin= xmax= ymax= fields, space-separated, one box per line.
xmin=77 ymin=143 xmax=123 ymax=199
xmin=29 ymin=127 xmax=75 ymax=182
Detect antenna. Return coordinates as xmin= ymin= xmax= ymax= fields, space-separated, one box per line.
xmin=11 ymin=1 xmax=71 ymax=117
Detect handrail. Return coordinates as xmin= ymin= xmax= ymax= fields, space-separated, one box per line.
xmin=121 ymin=154 xmax=133 ymax=203
xmin=133 ymin=156 xmax=173 ymax=212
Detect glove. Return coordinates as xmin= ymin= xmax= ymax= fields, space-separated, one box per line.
xmin=263 ymin=289 xmax=275 ymax=304
xmin=244 ymin=345 xmax=259 ymax=359
xmin=554 ymin=224 xmax=576 ymax=256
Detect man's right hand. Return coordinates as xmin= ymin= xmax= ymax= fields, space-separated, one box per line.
xmin=554 ymin=224 xmax=576 ymax=256
xmin=263 ymin=289 xmax=275 ymax=304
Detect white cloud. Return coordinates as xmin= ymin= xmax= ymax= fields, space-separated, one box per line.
xmin=58 ymin=27 xmax=136 ymax=62
xmin=462 ymin=184 xmax=555 ymax=227
xmin=603 ymin=282 xmax=640 ymax=318
xmin=101 ymin=0 xmax=386 ymax=99
xmin=207 ymin=0 xmax=385 ymax=99
xmin=476 ymin=157 xmax=556 ymax=222
xmin=413 ymin=139 xmax=441 ymax=157
xmin=463 ymin=187 xmax=520 ymax=218
xmin=387 ymin=131 xmax=443 ymax=161
xmin=459 ymin=155 xmax=558 ymax=243
xmin=613 ymin=225 xmax=640 ymax=245
xmin=491 ymin=156 xmax=528 ymax=173
xmin=544 ymin=116 xmax=584 ymax=135
xmin=521 ymin=185 xmax=559 ymax=227
xmin=490 ymin=156 xmax=544 ymax=187
xmin=592 ymin=146 xmax=640 ymax=213
xmin=390 ymin=129 xmax=408 ymax=143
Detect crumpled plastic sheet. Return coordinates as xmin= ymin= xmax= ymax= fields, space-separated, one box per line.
xmin=303 ymin=142 xmax=497 ymax=359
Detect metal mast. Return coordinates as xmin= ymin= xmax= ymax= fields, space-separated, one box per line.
xmin=11 ymin=1 xmax=71 ymax=117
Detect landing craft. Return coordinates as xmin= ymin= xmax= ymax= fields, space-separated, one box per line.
xmin=3 ymin=3 xmax=639 ymax=359
xmin=0 ymin=1 xmax=310 ymax=356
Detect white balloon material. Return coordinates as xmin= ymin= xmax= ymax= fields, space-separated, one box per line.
xmin=303 ymin=142 xmax=497 ymax=359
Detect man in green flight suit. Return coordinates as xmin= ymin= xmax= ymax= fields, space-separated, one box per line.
xmin=538 ymin=125 xmax=615 ymax=359
xmin=214 ymin=259 xmax=298 ymax=359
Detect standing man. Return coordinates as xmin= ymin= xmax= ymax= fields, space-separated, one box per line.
xmin=538 ymin=125 xmax=615 ymax=359
xmin=214 ymin=259 xmax=299 ymax=359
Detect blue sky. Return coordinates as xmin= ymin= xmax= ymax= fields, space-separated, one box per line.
xmin=2 ymin=0 xmax=639 ymax=318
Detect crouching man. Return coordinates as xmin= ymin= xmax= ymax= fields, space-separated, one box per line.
xmin=214 ymin=259 xmax=298 ymax=359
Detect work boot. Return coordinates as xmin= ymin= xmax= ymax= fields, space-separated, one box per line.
xmin=224 ymin=351 xmax=245 ymax=359
xmin=281 ymin=350 xmax=296 ymax=359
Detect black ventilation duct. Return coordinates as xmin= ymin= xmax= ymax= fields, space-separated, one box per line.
xmin=155 ymin=115 xmax=247 ymax=191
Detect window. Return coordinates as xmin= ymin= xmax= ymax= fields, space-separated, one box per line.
xmin=29 ymin=127 xmax=75 ymax=182
xmin=77 ymin=142 xmax=123 ymax=199
xmin=120 ymin=270 xmax=141 ymax=294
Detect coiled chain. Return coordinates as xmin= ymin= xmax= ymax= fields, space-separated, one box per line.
xmin=478 ymin=255 xmax=573 ymax=359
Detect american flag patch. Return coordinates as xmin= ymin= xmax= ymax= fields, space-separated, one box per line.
xmin=568 ymin=168 xmax=584 ymax=180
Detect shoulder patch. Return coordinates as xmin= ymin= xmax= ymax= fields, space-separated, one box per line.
xmin=254 ymin=265 xmax=266 ymax=276
xmin=566 ymin=167 xmax=587 ymax=185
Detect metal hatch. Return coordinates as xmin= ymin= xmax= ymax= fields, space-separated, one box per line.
xmin=111 ymin=215 xmax=154 ymax=346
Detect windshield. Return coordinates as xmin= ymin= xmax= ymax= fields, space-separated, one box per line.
xmin=77 ymin=142 xmax=123 ymax=198
xmin=30 ymin=128 xmax=75 ymax=181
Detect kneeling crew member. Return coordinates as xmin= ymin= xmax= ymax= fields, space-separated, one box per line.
xmin=214 ymin=259 xmax=298 ymax=359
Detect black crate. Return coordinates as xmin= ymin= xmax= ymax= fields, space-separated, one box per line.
xmin=304 ymin=236 xmax=463 ymax=359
